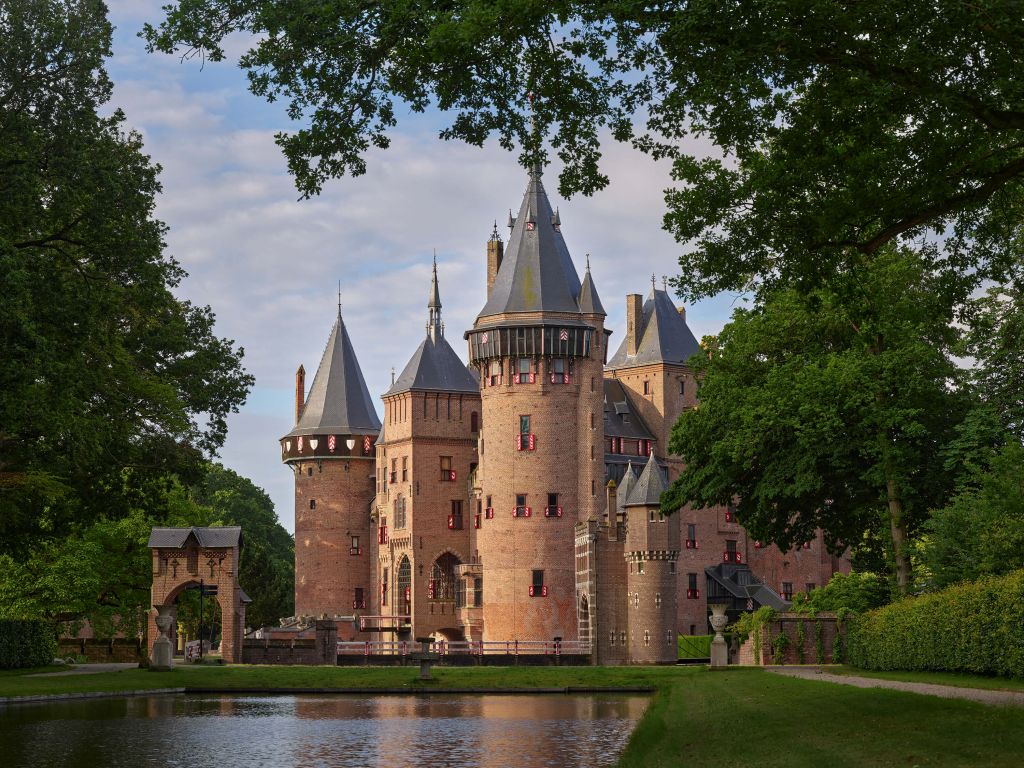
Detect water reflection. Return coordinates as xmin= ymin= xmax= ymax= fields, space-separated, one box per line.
xmin=1 ymin=694 xmax=648 ymax=768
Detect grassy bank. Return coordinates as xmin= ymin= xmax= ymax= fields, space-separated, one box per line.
xmin=4 ymin=664 xmax=1024 ymax=767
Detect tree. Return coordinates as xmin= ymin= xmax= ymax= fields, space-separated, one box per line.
xmin=963 ymin=284 xmax=1024 ymax=441
xmin=917 ymin=441 xmax=1024 ymax=590
xmin=144 ymin=1 xmax=1024 ymax=298
xmin=0 ymin=0 xmax=253 ymax=555
xmin=661 ymin=249 xmax=969 ymax=591
xmin=791 ymin=572 xmax=891 ymax=615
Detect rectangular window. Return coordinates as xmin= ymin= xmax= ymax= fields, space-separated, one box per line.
xmin=643 ymin=380 xmax=650 ymax=395
xmin=353 ymin=587 xmax=365 ymax=610
xmin=545 ymin=492 xmax=562 ymax=518
xmin=636 ymin=560 xmax=645 ymax=574
xmin=350 ymin=535 xmax=360 ymax=555
xmin=455 ymin=578 xmax=466 ymax=608
xmin=515 ymin=358 xmax=534 ymax=384
xmin=806 ymin=583 xmax=816 ymax=593
xmin=551 ymin=358 xmax=568 ymax=384
xmin=473 ymin=577 xmax=483 ymax=607
xmin=687 ymin=573 xmax=699 ymax=599
xmin=679 ymin=379 xmax=685 ymax=395
xmin=390 ymin=458 xmax=397 ymax=484
xmin=514 ymin=493 xmax=531 ymax=517
xmin=440 ymin=456 xmax=455 ymax=481
xmin=489 ymin=359 xmax=502 ymax=387
xmin=685 ymin=523 xmax=698 ymax=549
xmin=485 ymin=494 xmax=494 ymax=518
xmin=529 ymin=569 xmax=547 ymax=597
xmin=724 ymin=539 xmax=740 ymax=563
xmin=669 ymin=561 xmax=676 ymax=574
xmin=517 ymin=415 xmax=535 ymax=451
xmin=782 ymin=582 xmax=794 ymax=601
xmin=520 ymin=415 xmax=530 ymax=436
xmin=402 ymin=456 xmax=408 ymax=482
xmin=725 ymin=502 xmax=736 ymax=523
xmin=448 ymin=500 xmax=463 ymax=530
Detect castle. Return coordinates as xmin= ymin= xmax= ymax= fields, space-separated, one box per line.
xmin=280 ymin=167 xmax=848 ymax=664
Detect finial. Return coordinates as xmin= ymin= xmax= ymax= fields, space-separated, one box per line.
xmin=337 ymin=280 xmax=342 ymax=316
xmin=433 ymin=248 xmax=437 ymax=270
xmin=491 ymin=220 xmax=499 ymax=241
xmin=651 ymin=274 xmax=656 ymax=292
xmin=586 ymin=253 xmax=591 ymax=272
xmin=390 ymin=367 xmax=395 ymax=385
xmin=662 ymin=275 xmax=668 ymax=292
xmin=551 ymin=207 xmax=561 ymax=227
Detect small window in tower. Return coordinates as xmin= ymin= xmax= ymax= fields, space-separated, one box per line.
xmin=353 ymin=587 xmax=365 ymax=610
xmin=782 ymin=582 xmax=794 ymax=600
xmin=620 ymin=631 xmax=626 ymax=645
xmin=669 ymin=561 xmax=676 ymax=574
xmin=471 ymin=411 xmax=479 ymax=433
xmin=515 ymin=493 xmax=529 ymax=517
xmin=530 ymin=569 xmax=546 ymax=597
xmin=655 ymin=592 xmax=662 ymax=607
xmin=644 ymin=630 xmax=650 ymax=647
xmin=545 ymin=493 xmax=560 ymax=518
xmin=440 ymin=456 xmax=454 ymax=482
xmin=679 ymin=379 xmax=685 ymax=395
xmin=520 ymin=415 xmax=530 ymax=436
xmin=309 ymin=499 xmax=316 ymax=510
xmin=551 ymin=358 xmax=567 ymax=384
xmin=637 ymin=560 xmax=645 ymax=574
xmin=516 ymin=358 xmax=533 ymax=384
xmin=402 ymin=456 xmax=408 ymax=482
xmin=643 ymin=380 xmax=650 ymax=395
xmin=449 ymin=500 xmax=463 ymax=530
xmin=489 ymin=360 xmax=502 ymax=386
xmin=307 ymin=467 xmax=313 ymax=477
xmin=609 ymin=630 xmax=615 ymax=646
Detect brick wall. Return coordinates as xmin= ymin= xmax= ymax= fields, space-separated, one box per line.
xmin=58 ymin=638 xmax=146 ymax=663
xmin=242 ymin=620 xmax=337 ymax=665
xmin=737 ymin=613 xmax=845 ymax=665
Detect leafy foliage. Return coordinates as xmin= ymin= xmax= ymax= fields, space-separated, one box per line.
xmin=848 ymin=570 xmax=1024 ymax=677
xmin=663 ymin=249 xmax=968 ymax=587
xmin=0 ymin=0 xmax=253 ymax=557
xmin=144 ymin=1 xmax=1024 ymax=301
xmin=917 ymin=442 xmax=1024 ymax=590
xmin=790 ymin=572 xmax=891 ymax=615
xmin=0 ymin=620 xmax=57 ymax=669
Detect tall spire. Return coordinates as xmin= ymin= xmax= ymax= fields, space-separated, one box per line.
xmin=428 ymin=251 xmax=443 ymax=340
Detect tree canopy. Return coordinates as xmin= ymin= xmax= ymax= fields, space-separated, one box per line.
xmin=144 ymin=1 xmax=1024 ymax=300
xmin=0 ymin=0 xmax=254 ymax=555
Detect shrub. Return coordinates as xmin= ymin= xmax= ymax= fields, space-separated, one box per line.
xmin=791 ymin=571 xmax=891 ymax=614
xmin=0 ymin=619 xmax=57 ymax=669
xmin=848 ymin=570 xmax=1024 ymax=677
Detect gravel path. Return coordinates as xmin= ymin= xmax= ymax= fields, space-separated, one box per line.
xmin=767 ymin=666 xmax=1024 ymax=707
xmin=27 ymin=662 xmax=141 ymax=677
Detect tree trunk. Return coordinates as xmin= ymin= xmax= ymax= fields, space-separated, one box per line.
xmin=885 ymin=473 xmax=912 ymax=595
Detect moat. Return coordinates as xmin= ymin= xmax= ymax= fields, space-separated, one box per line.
xmin=1 ymin=693 xmax=648 ymax=767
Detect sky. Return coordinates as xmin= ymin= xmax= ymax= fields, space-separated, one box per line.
xmin=104 ymin=2 xmax=741 ymax=532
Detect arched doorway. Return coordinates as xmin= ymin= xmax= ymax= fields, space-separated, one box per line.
xmin=397 ymin=556 xmax=412 ymax=618
xmin=430 ymin=552 xmax=460 ymax=601
xmin=147 ymin=527 xmax=246 ymax=664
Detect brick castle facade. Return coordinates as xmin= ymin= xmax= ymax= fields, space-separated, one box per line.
xmin=280 ymin=167 xmax=849 ymax=662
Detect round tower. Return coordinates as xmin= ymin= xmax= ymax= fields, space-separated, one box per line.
xmin=466 ymin=167 xmax=607 ymax=643
xmin=624 ymin=452 xmax=680 ymax=664
xmin=281 ymin=308 xmax=381 ymax=622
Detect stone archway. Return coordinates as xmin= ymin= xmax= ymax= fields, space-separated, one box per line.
xmin=147 ymin=527 xmax=247 ymax=664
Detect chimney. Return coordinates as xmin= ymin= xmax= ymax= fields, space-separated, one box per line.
xmin=295 ymin=364 xmax=305 ymax=423
xmin=486 ymin=235 xmax=504 ymax=299
xmin=606 ymin=480 xmax=618 ymax=539
xmin=626 ymin=294 xmax=643 ymax=356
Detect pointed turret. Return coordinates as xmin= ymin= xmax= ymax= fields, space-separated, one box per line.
xmin=607 ymin=285 xmax=701 ymax=370
xmin=578 ymin=254 xmax=606 ymax=315
xmin=617 ymin=462 xmax=638 ymax=515
xmin=477 ymin=166 xmax=582 ymax=318
xmin=284 ymin=309 xmax=381 ymax=439
xmin=387 ymin=259 xmax=478 ymax=396
xmin=626 ymin=452 xmax=668 ymax=507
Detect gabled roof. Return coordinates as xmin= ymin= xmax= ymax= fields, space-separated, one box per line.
xmin=285 ymin=311 xmax=382 ymax=438
xmin=607 ymin=287 xmax=701 ymax=369
xmin=625 ymin=451 xmax=668 ymax=507
xmin=477 ymin=167 xmax=584 ymax=318
xmin=604 ymin=380 xmax=655 ymax=440
xmin=148 ymin=526 xmax=242 ymax=549
xmin=704 ymin=563 xmax=790 ymax=610
xmin=385 ymin=259 xmax=479 ymax=396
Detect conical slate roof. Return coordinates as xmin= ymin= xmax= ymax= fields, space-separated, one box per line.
xmin=578 ymin=257 xmax=605 ymax=315
xmin=284 ymin=311 xmax=382 ymax=438
xmin=617 ymin=462 xmax=638 ymax=513
xmin=386 ymin=259 xmax=479 ymax=396
xmin=477 ymin=167 xmax=583 ymax=319
xmin=607 ymin=287 xmax=701 ymax=369
xmin=625 ymin=452 xmax=668 ymax=507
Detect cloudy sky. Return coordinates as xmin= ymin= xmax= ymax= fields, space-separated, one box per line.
xmin=105 ymin=2 xmax=742 ymax=532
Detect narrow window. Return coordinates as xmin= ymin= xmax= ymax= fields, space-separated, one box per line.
xmin=351 ymin=535 xmax=360 ymax=552
xmin=309 ymin=499 xmax=316 ymax=510
xmin=515 ymin=493 xmax=529 ymax=517
xmin=546 ymin=492 xmax=559 ymax=517
xmin=471 ymin=411 xmax=479 ymax=432
xmin=679 ymin=379 xmax=685 ymax=395
xmin=686 ymin=523 xmax=697 ymax=549
xmin=520 ymin=415 xmax=530 ymax=436
xmin=390 ymin=458 xmax=397 ymax=484
xmin=474 ymin=577 xmax=483 ymax=607
xmin=307 ymin=467 xmax=313 ymax=477
xmin=655 ymin=592 xmax=662 ymax=607
xmin=687 ymin=573 xmax=698 ymax=599
xmin=449 ymin=500 xmax=463 ymax=530
xmin=643 ymin=380 xmax=650 ymax=395
xmin=726 ymin=539 xmax=739 ymax=563
xmin=644 ymin=630 xmax=650 ymax=647
xmin=402 ymin=456 xmax=408 ymax=481
xmin=530 ymin=569 xmax=546 ymax=597
xmin=353 ymin=587 xmax=364 ymax=610
xmin=440 ymin=455 xmax=454 ymax=481
xmin=669 ymin=561 xmax=676 ymax=574
xmin=782 ymin=582 xmax=794 ymax=600
xmin=517 ymin=357 xmax=532 ymax=383
xmin=637 ymin=560 xmax=645 ymax=574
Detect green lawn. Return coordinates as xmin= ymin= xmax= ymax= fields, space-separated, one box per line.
xmin=832 ymin=665 xmax=1024 ymax=692
xmin=3 ymin=664 xmax=1024 ymax=767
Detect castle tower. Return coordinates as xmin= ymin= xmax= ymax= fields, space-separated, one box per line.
xmin=466 ymin=166 xmax=608 ymax=643
xmin=281 ymin=307 xmax=381 ymax=622
xmin=375 ymin=259 xmax=481 ymax=641
xmin=623 ymin=452 xmax=680 ymax=664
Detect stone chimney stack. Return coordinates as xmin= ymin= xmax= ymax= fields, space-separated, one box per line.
xmin=486 ymin=230 xmax=504 ymax=299
xmin=626 ymin=294 xmax=643 ymax=356
xmin=295 ymin=364 xmax=305 ymax=423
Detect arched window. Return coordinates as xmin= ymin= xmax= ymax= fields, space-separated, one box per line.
xmin=397 ymin=556 xmax=412 ymax=614
xmin=429 ymin=552 xmax=461 ymax=601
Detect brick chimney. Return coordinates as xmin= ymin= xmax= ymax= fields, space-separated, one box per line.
xmin=295 ymin=364 xmax=305 ymax=423
xmin=486 ymin=234 xmax=503 ymax=299
xmin=626 ymin=294 xmax=643 ymax=355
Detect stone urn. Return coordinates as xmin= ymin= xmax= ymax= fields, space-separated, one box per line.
xmin=150 ymin=607 xmax=175 ymax=672
xmin=708 ymin=600 xmax=730 ymax=669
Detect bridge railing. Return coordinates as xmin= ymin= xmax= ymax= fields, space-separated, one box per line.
xmin=336 ymin=639 xmax=592 ymax=656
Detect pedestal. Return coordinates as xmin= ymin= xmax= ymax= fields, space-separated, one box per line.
xmin=150 ymin=607 xmax=175 ymax=672
xmin=709 ymin=603 xmax=729 ymax=670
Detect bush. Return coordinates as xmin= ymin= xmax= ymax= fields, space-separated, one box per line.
xmin=791 ymin=571 xmax=891 ymax=614
xmin=848 ymin=570 xmax=1024 ymax=677
xmin=0 ymin=619 xmax=57 ymax=669
xmin=677 ymin=635 xmax=712 ymax=659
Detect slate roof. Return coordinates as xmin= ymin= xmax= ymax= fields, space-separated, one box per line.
xmin=624 ymin=451 xmax=668 ymax=507
xmin=578 ymin=257 xmax=605 ymax=316
xmin=284 ymin=311 xmax=382 ymax=438
xmin=704 ymin=563 xmax=790 ymax=610
xmin=617 ymin=462 xmax=638 ymax=513
xmin=478 ymin=166 xmax=585 ymax=318
xmin=607 ymin=287 xmax=701 ymax=369
xmin=385 ymin=259 xmax=479 ymax=396
xmin=148 ymin=526 xmax=242 ymax=549
xmin=604 ymin=380 xmax=655 ymax=440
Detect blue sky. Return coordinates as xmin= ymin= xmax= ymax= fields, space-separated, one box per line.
xmin=105 ymin=1 xmax=743 ymax=532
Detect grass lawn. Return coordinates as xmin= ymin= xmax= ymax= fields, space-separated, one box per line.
xmin=831 ymin=665 xmax=1024 ymax=692
xmin=4 ymin=664 xmax=1024 ymax=767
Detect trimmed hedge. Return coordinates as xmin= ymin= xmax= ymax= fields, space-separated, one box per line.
xmin=0 ymin=619 xmax=58 ymax=669
xmin=848 ymin=570 xmax=1024 ymax=677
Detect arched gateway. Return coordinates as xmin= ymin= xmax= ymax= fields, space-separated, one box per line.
xmin=147 ymin=527 xmax=248 ymax=664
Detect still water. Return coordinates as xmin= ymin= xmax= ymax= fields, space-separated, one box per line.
xmin=1 ymin=694 xmax=648 ymax=768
